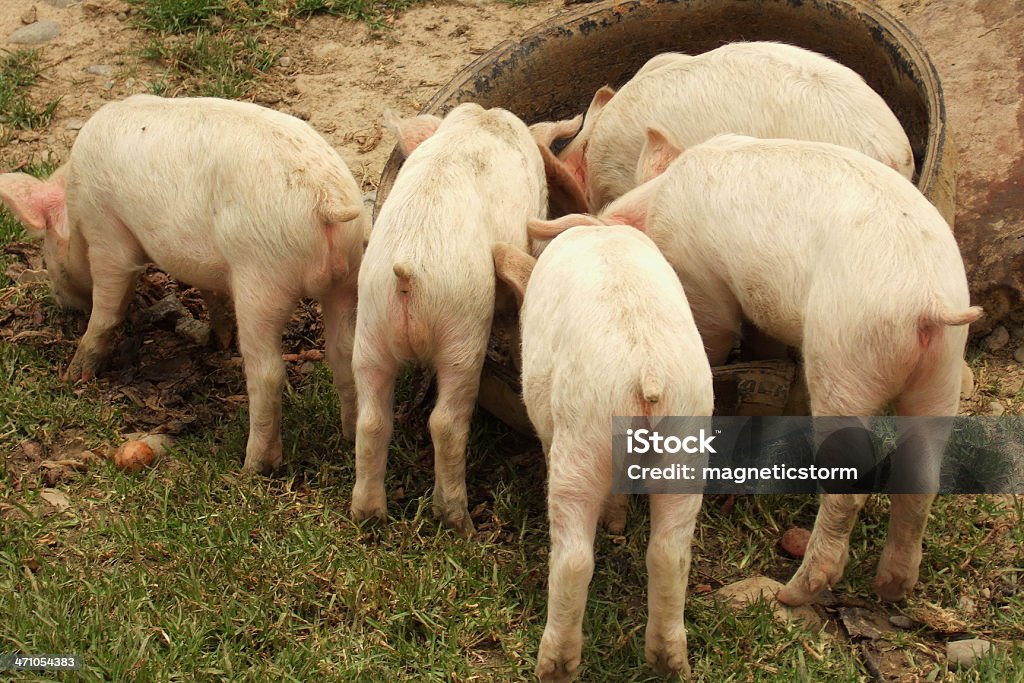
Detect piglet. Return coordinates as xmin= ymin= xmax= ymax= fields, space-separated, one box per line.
xmin=549 ymin=41 xmax=915 ymax=212
xmin=0 ymin=95 xmax=368 ymax=474
xmin=494 ymin=224 xmax=713 ymax=682
xmin=532 ymin=129 xmax=980 ymax=606
xmin=349 ymin=103 xmax=548 ymax=536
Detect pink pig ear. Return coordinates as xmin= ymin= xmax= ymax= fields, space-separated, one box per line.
xmin=384 ymin=110 xmax=443 ymax=157
xmin=492 ymin=242 xmax=536 ymax=308
xmin=586 ymin=86 xmax=616 ymax=123
xmin=0 ymin=171 xmax=66 ymax=239
xmin=636 ymin=126 xmax=683 ymax=184
xmin=537 ymin=144 xmax=588 ymax=217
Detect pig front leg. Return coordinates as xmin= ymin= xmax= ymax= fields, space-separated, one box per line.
xmin=537 ymin=439 xmax=604 ymax=683
xmin=429 ymin=356 xmax=484 ymax=537
xmin=233 ymin=286 xmax=293 ymax=474
xmin=321 ymin=283 xmax=358 ymax=441
xmin=350 ymin=341 xmax=398 ymax=523
xmin=65 ymin=258 xmax=141 ymax=382
xmin=645 ymin=493 xmax=701 ymax=678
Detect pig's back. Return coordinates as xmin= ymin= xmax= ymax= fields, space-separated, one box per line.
xmin=650 ymin=135 xmax=967 ymax=346
xmin=590 ymin=41 xmax=912 ymax=205
xmin=67 ymin=96 xmax=362 ymax=290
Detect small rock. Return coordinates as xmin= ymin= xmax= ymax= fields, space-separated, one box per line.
xmin=1014 ymin=345 xmax=1024 ymax=364
xmin=46 ymin=0 xmax=77 ymax=7
xmin=958 ymin=595 xmax=977 ymax=616
xmin=717 ymin=576 xmax=822 ymax=628
xmin=278 ymin=56 xmax=292 ymax=68
xmin=1002 ymin=375 xmax=1024 ymax=398
xmin=946 ymin=638 xmax=992 ymax=668
xmin=175 ymin=317 xmax=211 ymax=346
xmin=21 ymin=7 xmax=38 ymax=24
xmin=988 ymin=401 xmax=1006 ymax=417
xmin=113 ymin=441 xmax=155 ymax=472
xmin=125 ymin=77 xmax=136 ymax=90
xmin=780 ymin=527 xmax=811 ymax=558
xmin=299 ymin=361 xmax=316 ymax=375
xmin=65 ymin=118 xmax=85 ymax=131
xmin=86 ymin=64 xmax=113 ymax=77
xmin=104 ymin=79 xmax=115 ymax=90
xmin=889 ymin=615 xmax=915 ymax=629
xmin=985 ymin=325 xmax=1010 ymax=352
xmin=7 ymin=20 xmax=60 ymax=45
xmin=116 ymin=11 xmax=127 ymax=21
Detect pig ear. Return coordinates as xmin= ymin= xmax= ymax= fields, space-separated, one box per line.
xmin=537 ymin=144 xmax=588 ymax=217
xmin=636 ymin=126 xmax=683 ymax=184
xmin=0 ymin=172 xmax=65 ymax=239
xmin=492 ymin=242 xmax=536 ymax=308
xmin=585 ymin=86 xmax=616 ymax=123
xmin=527 ymin=213 xmax=604 ymax=240
xmin=529 ymin=115 xmax=583 ymax=148
xmin=384 ymin=110 xmax=443 ymax=157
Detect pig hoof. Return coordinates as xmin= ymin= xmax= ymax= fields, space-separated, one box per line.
xmin=874 ymin=544 xmax=920 ymax=602
xmin=441 ymin=510 xmax=474 ymax=539
xmin=645 ymin=644 xmax=690 ymax=679
xmin=242 ymin=454 xmax=281 ymax=475
xmin=64 ymin=351 xmax=99 ymax=383
xmin=778 ymin=566 xmax=835 ymax=606
xmin=350 ymin=503 xmax=387 ymax=525
xmin=535 ymin=653 xmax=579 ymax=683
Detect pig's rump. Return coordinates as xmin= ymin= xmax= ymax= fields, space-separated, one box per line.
xmin=64 ymin=95 xmax=362 ymax=298
xmin=521 ymin=227 xmax=712 ymax=432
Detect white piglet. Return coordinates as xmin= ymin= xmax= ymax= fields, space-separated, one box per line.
xmin=0 ymin=95 xmax=368 ymax=474
xmin=549 ymin=41 xmax=915 ymax=212
xmin=350 ymin=103 xmax=547 ymax=536
xmin=493 ymin=226 xmax=713 ymax=682
xmin=532 ymin=130 xmax=980 ymax=606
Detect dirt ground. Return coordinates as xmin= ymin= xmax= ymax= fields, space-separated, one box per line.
xmin=1 ymin=0 xmax=1022 ymax=419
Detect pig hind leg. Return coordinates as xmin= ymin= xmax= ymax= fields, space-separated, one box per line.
xmin=350 ymin=336 xmax=399 ymax=523
xmin=232 ymin=283 xmax=295 ymax=474
xmin=875 ymin=332 xmax=964 ymax=601
xmin=778 ymin=340 xmax=893 ymax=606
xmin=321 ymin=281 xmax=358 ymax=441
xmin=645 ymin=493 xmax=701 ymax=678
xmin=429 ymin=350 xmax=486 ymax=537
xmin=537 ymin=436 xmax=605 ymax=683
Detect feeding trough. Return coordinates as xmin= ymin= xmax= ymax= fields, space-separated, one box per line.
xmin=374 ymin=0 xmax=953 ymax=429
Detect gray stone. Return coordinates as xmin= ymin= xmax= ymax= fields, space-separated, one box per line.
xmin=7 ymin=21 xmax=60 ymax=45
xmin=65 ymin=118 xmax=85 ymax=131
xmin=86 ymin=64 xmax=113 ymax=77
xmin=888 ymin=615 xmax=915 ymax=629
xmin=985 ymin=325 xmax=1010 ymax=352
xmin=45 ymin=0 xmax=79 ymax=7
xmin=278 ymin=56 xmax=292 ymax=68
xmin=1014 ymin=345 xmax=1024 ymax=364
xmin=946 ymin=638 xmax=992 ymax=668
xmin=987 ymin=401 xmax=1006 ymax=417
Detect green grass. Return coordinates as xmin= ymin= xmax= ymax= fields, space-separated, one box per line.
xmin=129 ymin=0 xmax=424 ymax=98
xmin=0 ymin=50 xmax=61 ymax=136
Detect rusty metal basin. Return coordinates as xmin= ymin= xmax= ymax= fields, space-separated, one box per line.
xmin=374 ymin=0 xmax=954 ymax=428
